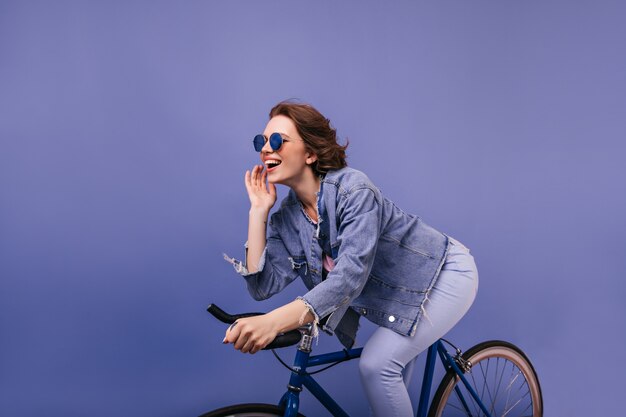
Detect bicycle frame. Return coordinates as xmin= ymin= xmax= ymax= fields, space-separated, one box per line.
xmin=277 ymin=340 xmax=493 ymax=417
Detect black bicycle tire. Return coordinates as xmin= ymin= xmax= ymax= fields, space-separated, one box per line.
xmin=198 ymin=402 xmax=306 ymax=417
xmin=428 ymin=340 xmax=543 ymax=417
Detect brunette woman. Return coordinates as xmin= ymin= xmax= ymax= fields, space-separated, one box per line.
xmin=223 ymin=101 xmax=478 ymax=417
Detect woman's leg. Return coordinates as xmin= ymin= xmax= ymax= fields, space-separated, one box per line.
xmin=359 ymin=239 xmax=479 ymax=417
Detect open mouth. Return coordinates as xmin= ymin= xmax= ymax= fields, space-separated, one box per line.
xmin=265 ymin=160 xmax=282 ymax=170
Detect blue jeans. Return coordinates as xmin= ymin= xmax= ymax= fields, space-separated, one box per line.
xmin=358 ymin=237 xmax=479 ymax=417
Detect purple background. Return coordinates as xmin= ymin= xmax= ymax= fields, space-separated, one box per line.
xmin=1 ymin=1 xmax=625 ymax=416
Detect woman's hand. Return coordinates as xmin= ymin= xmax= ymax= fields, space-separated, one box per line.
xmin=223 ymin=314 xmax=279 ymax=354
xmin=222 ymin=300 xmax=314 ymax=354
xmin=245 ymin=165 xmax=276 ymax=212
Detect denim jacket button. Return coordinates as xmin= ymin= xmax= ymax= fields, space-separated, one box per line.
xmin=388 ymin=315 xmax=396 ymax=323
xmin=361 ymin=309 xmax=367 ymax=315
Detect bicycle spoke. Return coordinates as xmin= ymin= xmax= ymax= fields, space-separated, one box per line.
xmin=490 ymin=357 xmax=504 ymax=416
xmin=501 ymin=397 xmax=522 ymax=417
xmin=478 ymin=359 xmax=496 ymax=414
xmin=468 ymin=369 xmax=481 ymax=416
xmin=450 ymin=390 xmax=473 ymax=417
xmin=489 ymin=357 xmax=509 ymax=417
xmin=519 ymin=400 xmax=533 ymax=416
xmin=509 ymin=378 xmax=531 ymax=413
xmin=502 ymin=363 xmax=533 ymax=417
xmin=505 ymin=365 xmax=524 ymax=410
xmin=508 ymin=389 xmax=533 ymax=416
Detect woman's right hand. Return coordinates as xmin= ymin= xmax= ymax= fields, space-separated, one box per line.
xmin=245 ymin=165 xmax=277 ymax=212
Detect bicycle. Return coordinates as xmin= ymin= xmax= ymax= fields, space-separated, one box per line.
xmin=200 ymin=304 xmax=543 ymax=417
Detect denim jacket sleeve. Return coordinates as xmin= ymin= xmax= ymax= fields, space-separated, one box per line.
xmin=300 ymin=186 xmax=382 ymax=323
xmin=224 ymin=213 xmax=300 ymax=301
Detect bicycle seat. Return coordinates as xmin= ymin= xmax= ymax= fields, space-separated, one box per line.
xmin=207 ymin=304 xmax=302 ymax=350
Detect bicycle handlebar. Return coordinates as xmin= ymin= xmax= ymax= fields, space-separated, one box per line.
xmin=207 ymin=304 xmax=302 ymax=350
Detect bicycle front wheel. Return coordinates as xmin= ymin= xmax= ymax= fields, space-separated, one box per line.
xmin=198 ymin=403 xmax=306 ymax=417
xmin=428 ymin=340 xmax=543 ymax=417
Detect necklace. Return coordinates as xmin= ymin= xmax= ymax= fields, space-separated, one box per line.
xmin=302 ymin=204 xmax=318 ymax=225
xmin=300 ymin=175 xmax=323 ymax=225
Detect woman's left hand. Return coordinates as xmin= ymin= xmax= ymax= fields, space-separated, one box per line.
xmin=223 ymin=314 xmax=279 ymax=354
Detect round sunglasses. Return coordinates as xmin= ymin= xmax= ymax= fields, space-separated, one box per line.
xmin=253 ymin=132 xmax=284 ymax=152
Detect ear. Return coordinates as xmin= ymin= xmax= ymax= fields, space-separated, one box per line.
xmin=305 ymin=154 xmax=318 ymax=165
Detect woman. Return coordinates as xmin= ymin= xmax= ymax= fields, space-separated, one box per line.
xmin=223 ymin=101 xmax=478 ymax=417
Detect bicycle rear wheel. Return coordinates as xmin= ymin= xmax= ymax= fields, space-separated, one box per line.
xmin=198 ymin=403 xmax=306 ymax=417
xmin=428 ymin=340 xmax=543 ymax=417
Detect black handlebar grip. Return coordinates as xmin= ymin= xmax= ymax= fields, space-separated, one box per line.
xmin=207 ymin=303 xmax=265 ymax=323
xmin=264 ymin=330 xmax=302 ymax=350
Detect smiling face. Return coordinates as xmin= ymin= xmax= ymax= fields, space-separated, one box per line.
xmin=260 ymin=115 xmax=317 ymax=187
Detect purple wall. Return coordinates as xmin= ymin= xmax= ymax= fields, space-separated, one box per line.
xmin=1 ymin=1 xmax=625 ymax=416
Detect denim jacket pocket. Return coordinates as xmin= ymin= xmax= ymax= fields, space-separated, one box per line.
xmin=379 ymin=234 xmax=435 ymax=259
xmin=288 ymin=254 xmax=308 ymax=276
xmin=360 ymin=274 xmax=426 ymax=307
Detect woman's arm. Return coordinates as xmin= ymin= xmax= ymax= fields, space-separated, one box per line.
xmin=225 ymin=164 xmax=298 ymax=299
xmin=223 ymin=166 xmax=318 ymax=353
xmin=244 ymin=165 xmax=276 ymax=272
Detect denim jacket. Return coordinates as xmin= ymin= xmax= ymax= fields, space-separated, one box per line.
xmin=225 ymin=167 xmax=450 ymax=348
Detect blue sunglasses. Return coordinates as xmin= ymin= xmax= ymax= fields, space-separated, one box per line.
xmin=253 ymin=132 xmax=284 ymax=152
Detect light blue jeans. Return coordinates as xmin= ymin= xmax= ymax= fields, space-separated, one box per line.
xmin=358 ymin=237 xmax=479 ymax=417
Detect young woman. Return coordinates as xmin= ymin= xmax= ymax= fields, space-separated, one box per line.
xmin=223 ymin=101 xmax=479 ymax=417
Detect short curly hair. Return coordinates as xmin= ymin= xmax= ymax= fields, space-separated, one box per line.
xmin=269 ymin=100 xmax=348 ymax=176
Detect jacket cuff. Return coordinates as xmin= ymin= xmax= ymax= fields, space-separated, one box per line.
xmin=223 ymin=241 xmax=267 ymax=277
xmin=296 ymin=296 xmax=320 ymax=324
xmin=296 ymin=296 xmax=320 ymax=339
